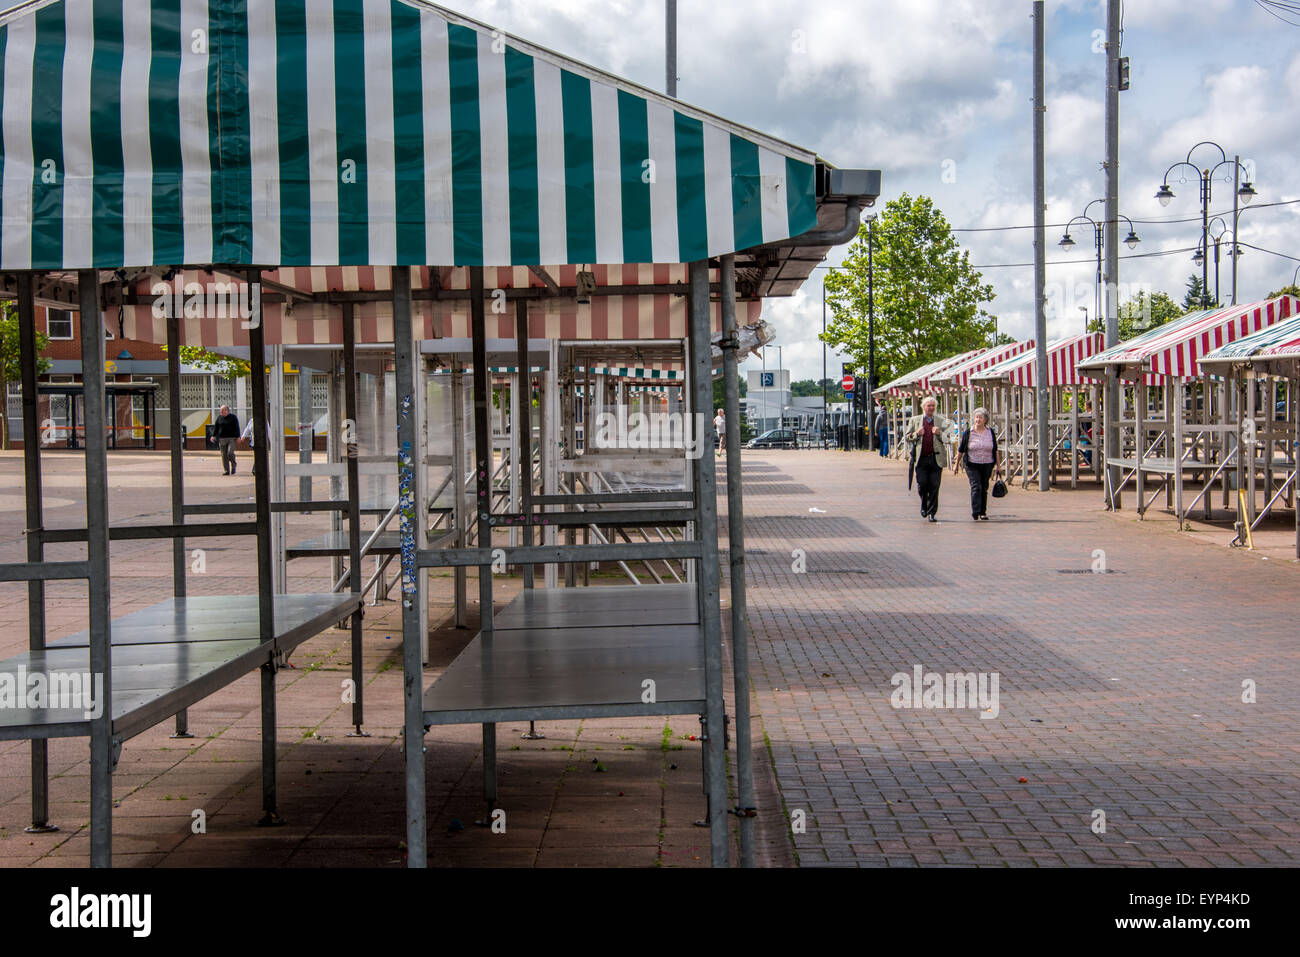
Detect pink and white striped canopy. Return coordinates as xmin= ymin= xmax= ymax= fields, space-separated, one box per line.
xmin=876 ymin=349 xmax=981 ymax=397
xmin=972 ymin=333 xmax=1106 ymax=388
xmin=1077 ymin=296 xmax=1298 ymax=379
xmin=929 ymin=340 xmax=1034 ymax=388
xmin=119 ymin=264 xmax=760 ymax=347
xmin=913 ymin=349 xmax=986 ymax=391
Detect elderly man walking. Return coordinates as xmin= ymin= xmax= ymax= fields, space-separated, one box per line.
xmin=213 ymin=404 xmax=241 ymax=475
xmin=904 ymin=396 xmax=957 ymax=522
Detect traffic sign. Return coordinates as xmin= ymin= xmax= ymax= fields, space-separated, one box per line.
xmin=841 ymin=374 xmax=855 ymax=392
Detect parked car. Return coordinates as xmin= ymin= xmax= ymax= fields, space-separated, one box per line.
xmin=747 ymin=428 xmax=799 ymax=449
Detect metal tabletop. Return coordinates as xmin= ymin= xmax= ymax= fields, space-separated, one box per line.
xmin=422 ymin=621 xmax=706 ymax=725
xmin=492 ymin=583 xmax=699 ymax=630
xmin=2 ymin=594 xmax=363 ymax=742
xmin=286 ymin=531 xmax=402 ymax=558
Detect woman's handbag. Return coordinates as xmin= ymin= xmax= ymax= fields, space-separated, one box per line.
xmin=991 ymin=476 xmax=1008 ymax=498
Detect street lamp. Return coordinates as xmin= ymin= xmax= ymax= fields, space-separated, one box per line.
xmin=1155 ymin=141 xmax=1255 ymax=306
xmin=1078 ymin=305 xmax=1089 ymax=337
xmin=1202 ymin=217 xmax=1243 ymax=308
xmin=1060 ymin=199 xmax=1140 ymax=336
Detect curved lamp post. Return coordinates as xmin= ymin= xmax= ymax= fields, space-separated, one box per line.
xmin=1059 ymin=198 xmax=1139 ymax=331
xmin=1156 ymin=141 xmax=1255 ymax=306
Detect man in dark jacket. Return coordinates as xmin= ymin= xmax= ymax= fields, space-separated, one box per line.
xmin=213 ymin=404 xmax=240 ymax=475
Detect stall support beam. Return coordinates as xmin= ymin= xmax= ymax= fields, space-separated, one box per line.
xmin=394 ymin=266 xmax=427 ymax=867
xmin=470 ymin=267 xmax=498 ymax=810
xmin=720 ymin=255 xmax=755 ymax=866
xmin=688 ymin=260 xmax=729 ymax=868
xmin=343 ymin=304 xmax=367 ymax=735
xmin=80 ymin=270 xmax=113 ymax=867
xmin=247 ymin=268 xmax=281 ymax=828
xmin=19 ymin=273 xmax=56 ymax=833
xmin=166 ymin=314 xmax=194 ymax=739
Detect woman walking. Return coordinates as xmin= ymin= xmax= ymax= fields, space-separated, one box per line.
xmin=955 ymin=407 xmax=1002 ymax=520
xmin=904 ymin=396 xmax=957 ymax=522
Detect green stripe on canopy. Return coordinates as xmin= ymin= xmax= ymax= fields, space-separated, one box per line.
xmin=0 ymin=0 xmax=822 ymax=269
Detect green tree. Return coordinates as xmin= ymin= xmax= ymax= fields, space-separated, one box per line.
xmin=821 ymin=193 xmax=996 ymax=386
xmin=994 ymin=332 xmax=1016 ymax=345
xmin=0 ymin=303 xmax=52 ymax=450
xmin=1182 ymin=275 xmax=1215 ymax=311
xmin=1265 ymin=284 xmax=1300 ymax=299
xmin=161 ymin=343 xmax=252 ymax=379
xmin=711 ymin=375 xmax=747 ymax=412
xmin=790 ymin=378 xmax=831 ymax=397
xmin=1089 ymin=290 xmax=1183 ymax=340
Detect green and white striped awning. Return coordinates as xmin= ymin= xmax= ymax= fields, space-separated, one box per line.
xmin=0 ymin=0 xmax=819 ymax=271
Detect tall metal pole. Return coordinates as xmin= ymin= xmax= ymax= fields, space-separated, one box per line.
xmin=1104 ymin=0 xmax=1122 ymax=504
xmin=688 ymin=259 xmax=728 ymax=867
xmin=1032 ymin=1 xmax=1049 ymax=491
xmin=395 ymin=266 xmax=426 ymax=867
xmin=1231 ymin=155 xmax=1241 ymax=305
xmin=80 ymin=269 xmax=112 ymax=867
xmin=868 ymin=218 xmax=876 ymax=404
xmin=18 ymin=273 xmax=54 ymax=833
xmin=720 ymin=254 xmax=755 ymax=865
xmin=1200 ymin=169 xmax=1211 ymax=306
xmin=166 ymin=312 xmax=193 ymax=739
xmin=821 ymin=284 xmax=827 ymax=447
xmin=665 ymin=0 xmax=677 ymax=97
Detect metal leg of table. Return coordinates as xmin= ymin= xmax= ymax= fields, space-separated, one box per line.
xmin=256 ymin=661 xmax=283 ymax=827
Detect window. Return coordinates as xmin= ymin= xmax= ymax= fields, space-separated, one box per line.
xmin=46 ymin=309 xmax=73 ymax=339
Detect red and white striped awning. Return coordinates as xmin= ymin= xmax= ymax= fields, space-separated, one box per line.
xmin=1077 ymin=296 xmax=1298 ymax=379
xmin=972 ymin=333 xmax=1106 ymax=388
xmin=914 ymin=349 xmax=986 ymax=391
xmin=929 ymin=340 xmax=1034 ymax=388
xmin=119 ymin=263 xmax=761 ymax=347
xmin=873 ymin=349 xmax=983 ymax=397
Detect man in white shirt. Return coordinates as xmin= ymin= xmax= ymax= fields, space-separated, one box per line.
xmin=713 ymin=408 xmax=726 ymax=456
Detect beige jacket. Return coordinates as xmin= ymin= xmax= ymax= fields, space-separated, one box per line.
xmin=904 ymin=413 xmax=958 ymax=468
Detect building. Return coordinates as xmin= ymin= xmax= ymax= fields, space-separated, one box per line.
xmin=5 ymin=303 xmax=328 ymax=449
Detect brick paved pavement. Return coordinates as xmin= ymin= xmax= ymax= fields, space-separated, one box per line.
xmin=731 ymin=449 xmax=1300 ymax=867
xmin=2 ymin=447 xmax=1297 ymax=868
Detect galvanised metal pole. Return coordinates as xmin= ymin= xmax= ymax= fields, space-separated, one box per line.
xmin=688 ymin=259 xmax=729 ymax=867
xmin=1104 ymin=0 xmax=1122 ymax=506
xmin=1231 ymin=155 xmax=1241 ymax=305
xmin=720 ymin=254 xmax=755 ymax=866
xmin=821 ymin=284 xmax=827 ymax=447
xmin=248 ymin=268 xmax=280 ymax=827
xmin=515 ymin=300 xmax=535 ymax=589
xmin=80 ymin=269 xmax=113 ymax=867
xmin=1033 ymin=1 xmax=1050 ymax=491
xmin=470 ymin=266 xmax=497 ymax=810
xmin=166 ymin=313 xmax=193 ymax=739
xmin=868 ymin=216 xmax=876 ymax=446
xmin=395 ymin=266 xmax=427 ymax=867
xmin=665 ymin=0 xmax=677 ymax=97
xmin=18 ymin=273 xmax=55 ymax=833
xmin=1201 ymin=169 xmax=1211 ymax=307
xmin=343 ymin=303 xmax=366 ymax=735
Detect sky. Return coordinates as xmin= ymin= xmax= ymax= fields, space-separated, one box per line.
xmin=442 ymin=0 xmax=1300 ymax=382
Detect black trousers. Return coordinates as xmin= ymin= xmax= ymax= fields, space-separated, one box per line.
xmin=966 ymin=461 xmax=994 ymax=516
xmin=915 ymin=454 xmax=943 ymax=516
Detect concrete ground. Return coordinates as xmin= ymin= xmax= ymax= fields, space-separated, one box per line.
xmin=1 ymin=446 xmax=1297 ymax=867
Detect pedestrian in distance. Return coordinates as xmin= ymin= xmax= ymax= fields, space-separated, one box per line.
xmin=213 ymin=404 xmax=240 ymax=475
xmin=239 ymin=405 xmax=272 ymax=477
xmin=904 ymin=396 xmax=957 ymax=522
xmin=874 ymin=403 xmax=889 ymax=457
xmin=955 ymin=406 xmax=1002 ymax=521
xmin=714 ymin=408 xmax=725 ymax=456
